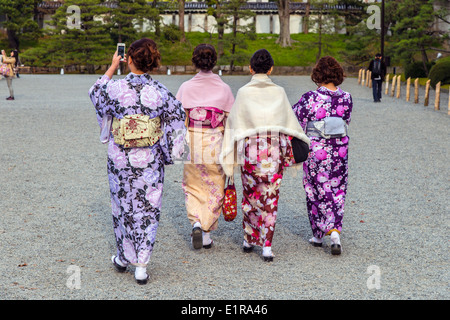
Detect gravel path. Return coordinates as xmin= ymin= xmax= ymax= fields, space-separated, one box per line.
xmin=0 ymin=74 xmax=448 ymax=303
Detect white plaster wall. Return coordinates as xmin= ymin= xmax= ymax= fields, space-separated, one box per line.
xmin=255 ymin=15 xmax=272 ymax=33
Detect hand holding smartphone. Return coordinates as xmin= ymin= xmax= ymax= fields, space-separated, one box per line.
xmin=106 ymin=44 xmax=126 ymax=78
xmin=117 ymin=43 xmax=125 ymax=62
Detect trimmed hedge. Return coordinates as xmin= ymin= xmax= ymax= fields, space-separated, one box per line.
xmin=428 ymin=60 xmax=450 ymax=89
xmin=404 ymin=61 xmax=435 ymax=79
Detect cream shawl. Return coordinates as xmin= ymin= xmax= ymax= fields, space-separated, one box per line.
xmin=219 ymin=74 xmax=310 ymax=176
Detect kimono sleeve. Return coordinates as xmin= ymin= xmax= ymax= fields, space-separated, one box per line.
xmin=159 ymin=89 xmax=189 ymax=165
xmin=222 ymin=83 xmax=235 ymax=111
xmin=88 ymin=75 xmax=117 ymax=127
xmin=342 ymin=93 xmax=353 ymax=125
xmin=175 ymin=81 xmax=185 ymax=102
xmin=292 ymin=92 xmax=311 ymax=131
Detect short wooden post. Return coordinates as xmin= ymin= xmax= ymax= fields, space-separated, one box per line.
xmin=448 ymin=88 xmax=450 ymax=116
xmin=385 ymin=74 xmax=390 ymax=95
xmin=369 ymin=71 xmax=372 ymax=88
xmin=396 ymin=75 xmax=401 ymax=99
xmin=406 ymin=77 xmax=411 ymax=102
xmin=434 ymin=81 xmax=441 ymax=111
xmin=358 ymin=69 xmax=362 ymax=84
xmin=366 ymin=70 xmax=370 ymax=87
xmin=390 ymin=75 xmax=396 ymax=97
xmin=424 ymin=79 xmax=431 ymax=106
xmin=414 ymin=78 xmax=419 ymax=104
xmin=361 ymin=69 xmax=365 ymax=86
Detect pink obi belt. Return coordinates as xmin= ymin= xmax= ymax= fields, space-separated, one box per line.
xmin=188 ymin=107 xmax=225 ymax=128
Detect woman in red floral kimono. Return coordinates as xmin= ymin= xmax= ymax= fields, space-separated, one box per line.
xmin=220 ymin=49 xmax=309 ymax=261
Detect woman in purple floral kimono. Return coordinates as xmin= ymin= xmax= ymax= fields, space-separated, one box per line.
xmin=292 ymin=56 xmax=353 ymax=255
xmin=89 ymin=39 xmax=187 ymax=284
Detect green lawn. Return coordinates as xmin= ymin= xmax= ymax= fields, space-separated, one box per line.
xmin=3 ymin=31 xmax=448 ymax=89
xmin=153 ymin=32 xmax=351 ymax=67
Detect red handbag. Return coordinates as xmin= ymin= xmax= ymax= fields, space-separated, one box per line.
xmin=223 ymin=176 xmax=237 ymax=222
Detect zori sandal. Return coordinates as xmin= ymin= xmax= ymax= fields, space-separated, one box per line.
xmin=191 ymin=225 xmax=203 ymax=250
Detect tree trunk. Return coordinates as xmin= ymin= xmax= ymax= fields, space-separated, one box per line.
xmin=212 ymin=1 xmax=226 ymax=59
xmin=7 ymin=28 xmax=19 ymax=50
xmin=217 ymin=20 xmax=225 ymax=59
xmin=316 ymin=13 xmax=323 ymax=63
xmin=276 ymin=0 xmax=291 ymax=47
xmin=87 ymin=64 xmax=95 ymax=74
xmin=152 ymin=0 xmax=161 ymax=37
xmin=230 ymin=10 xmax=239 ymax=72
xmin=421 ymin=46 xmax=429 ymax=76
xmin=179 ymin=0 xmax=186 ymax=42
xmin=303 ymin=2 xmax=310 ymax=34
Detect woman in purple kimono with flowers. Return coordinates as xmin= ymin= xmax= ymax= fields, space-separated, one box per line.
xmin=89 ymin=38 xmax=187 ymax=284
xmin=292 ymin=56 xmax=353 ymax=255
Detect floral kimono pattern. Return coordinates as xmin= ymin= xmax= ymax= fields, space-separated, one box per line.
xmin=182 ymin=113 xmax=227 ymax=232
xmin=240 ymin=134 xmax=294 ymax=247
xmin=292 ymin=86 xmax=353 ymax=239
xmin=89 ymin=73 xmax=187 ymax=267
xmin=176 ymin=71 xmax=234 ymax=233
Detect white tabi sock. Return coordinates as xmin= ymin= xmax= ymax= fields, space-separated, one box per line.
xmin=262 ymin=246 xmax=273 ymax=258
xmin=330 ymin=231 xmax=341 ymax=246
xmin=202 ymin=231 xmax=212 ymax=246
xmin=135 ymin=267 xmax=148 ymax=280
xmin=193 ymin=222 xmax=201 ymax=229
xmin=309 ymin=237 xmax=323 ymax=244
xmin=243 ymin=240 xmax=253 ymax=248
xmin=112 ymin=255 xmax=127 ymax=267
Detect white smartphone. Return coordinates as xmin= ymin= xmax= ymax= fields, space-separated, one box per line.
xmin=117 ymin=43 xmax=125 ymax=61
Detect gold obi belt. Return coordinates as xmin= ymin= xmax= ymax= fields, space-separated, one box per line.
xmin=112 ymin=114 xmax=163 ymax=148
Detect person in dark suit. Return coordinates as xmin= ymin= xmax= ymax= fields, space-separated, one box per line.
xmin=368 ymin=53 xmax=386 ymax=103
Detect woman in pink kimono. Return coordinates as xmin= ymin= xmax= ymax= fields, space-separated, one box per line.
xmin=220 ymin=49 xmax=309 ymax=261
xmin=176 ymin=44 xmax=234 ymax=249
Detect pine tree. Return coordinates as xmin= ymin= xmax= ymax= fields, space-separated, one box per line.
xmin=49 ymin=0 xmax=114 ymax=73
xmin=108 ymin=0 xmax=159 ymax=44
xmin=205 ymin=0 xmax=255 ymax=67
xmin=308 ymin=0 xmax=339 ymax=63
xmin=206 ymin=0 xmax=228 ymax=59
xmin=0 ymin=0 xmax=40 ymax=50
xmin=222 ymin=0 xmax=255 ymax=71
xmin=390 ymin=0 xmax=446 ymax=75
